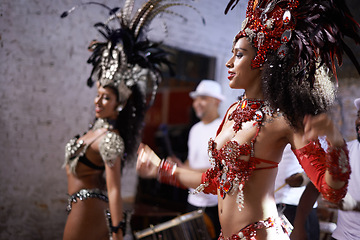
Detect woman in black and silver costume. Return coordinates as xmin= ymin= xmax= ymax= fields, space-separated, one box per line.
xmin=61 ymin=0 xmax=200 ymax=239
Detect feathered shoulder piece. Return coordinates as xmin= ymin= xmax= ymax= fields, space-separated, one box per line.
xmin=225 ymin=0 xmax=360 ymax=83
xmin=61 ymin=0 xmax=203 ymax=107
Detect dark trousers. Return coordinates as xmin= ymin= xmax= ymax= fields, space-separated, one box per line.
xmin=277 ymin=203 xmax=320 ymax=240
xmin=187 ymin=203 xmax=221 ymax=240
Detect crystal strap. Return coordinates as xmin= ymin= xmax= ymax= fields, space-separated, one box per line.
xmin=66 ymin=188 xmax=108 ymax=213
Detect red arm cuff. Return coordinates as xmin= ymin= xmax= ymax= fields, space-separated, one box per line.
xmin=292 ymin=140 xmax=350 ymax=203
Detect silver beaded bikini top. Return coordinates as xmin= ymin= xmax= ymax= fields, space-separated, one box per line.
xmin=64 ymin=118 xmax=125 ymax=175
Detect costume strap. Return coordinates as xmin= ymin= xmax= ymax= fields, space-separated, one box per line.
xmin=78 ymin=155 xmax=105 ymax=170
xmin=252 ymin=157 xmax=279 ymax=170
xmin=216 ymin=102 xmax=237 ymax=136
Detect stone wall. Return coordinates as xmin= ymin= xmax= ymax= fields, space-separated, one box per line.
xmin=0 ymin=0 xmax=359 ymax=239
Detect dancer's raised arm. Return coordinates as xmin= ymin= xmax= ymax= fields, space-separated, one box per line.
xmin=136 ymin=144 xmax=203 ymax=189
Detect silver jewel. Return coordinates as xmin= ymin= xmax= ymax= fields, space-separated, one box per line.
xmin=241 ymin=17 xmax=249 ymax=31
xmin=265 ymin=18 xmax=274 ymax=29
xmin=254 ymin=109 xmax=264 ymax=122
xmin=283 ymin=10 xmax=292 ymax=24
xmin=281 ymin=29 xmax=292 ymax=43
xmin=277 ymin=44 xmax=288 ymax=59
xmin=257 ymin=32 xmax=265 ymax=46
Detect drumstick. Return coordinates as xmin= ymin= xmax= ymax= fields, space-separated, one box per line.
xmin=275 ymin=183 xmax=287 ymax=193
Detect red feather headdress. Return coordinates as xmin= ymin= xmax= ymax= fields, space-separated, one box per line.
xmin=226 ymin=0 xmax=360 ymax=82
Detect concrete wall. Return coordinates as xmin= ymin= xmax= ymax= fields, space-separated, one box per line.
xmin=331 ymin=78 xmax=360 ymax=141
xmin=0 ymin=1 xmax=242 ymax=239
xmin=0 ymin=0 xmax=359 ymax=239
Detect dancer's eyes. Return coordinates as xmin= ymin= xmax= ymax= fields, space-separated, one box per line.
xmin=236 ymin=52 xmax=243 ymax=58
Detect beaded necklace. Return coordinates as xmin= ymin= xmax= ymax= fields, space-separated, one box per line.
xmin=228 ymin=97 xmax=265 ymax=132
xmin=91 ymin=118 xmax=117 ymax=131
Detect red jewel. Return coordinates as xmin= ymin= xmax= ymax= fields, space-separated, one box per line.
xmin=251 ymin=103 xmax=260 ymax=109
xmin=220 ymin=188 xmax=225 ymax=199
xmin=223 ymin=180 xmax=232 ymax=192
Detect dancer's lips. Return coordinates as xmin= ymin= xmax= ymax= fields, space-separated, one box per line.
xmin=95 ymin=106 xmax=102 ymax=113
xmin=228 ymin=71 xmax=235 ymax=80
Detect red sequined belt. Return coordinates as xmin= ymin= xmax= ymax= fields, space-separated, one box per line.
xmin=218 ymin=217 xmax=288 ymax=240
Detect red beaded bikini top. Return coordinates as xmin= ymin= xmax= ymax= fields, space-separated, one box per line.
xmin=200 ymin=97 xmax=280 ymax=211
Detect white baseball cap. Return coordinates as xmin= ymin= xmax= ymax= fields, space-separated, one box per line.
xmin=189 ymin=80 xmax=225 ymax=101
xmin=354 ymin=98 xmax=360 ymax=110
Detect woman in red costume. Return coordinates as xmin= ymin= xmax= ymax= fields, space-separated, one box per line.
xmin=137 ymin=0 xmax=360 ymax=239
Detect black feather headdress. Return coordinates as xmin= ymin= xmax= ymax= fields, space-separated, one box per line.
xmin=61 ymin=0 xmax=204 ymax=107
xmin=61 ymin=0 xmax=203 ymax=162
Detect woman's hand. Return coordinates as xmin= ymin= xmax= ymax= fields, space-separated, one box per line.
xmin=303 ymin=113 xmax=344 ymax=146
xmin=136 ymin=143 xmax=161 ymax=179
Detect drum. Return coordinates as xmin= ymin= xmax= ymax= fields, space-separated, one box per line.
xmin=277 ymin=205 xmax=294 ymax=236
xmin=134 ymin=210 xmax=211 ymax=240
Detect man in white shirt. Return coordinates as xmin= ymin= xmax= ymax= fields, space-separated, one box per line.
xmin=332 ymin=98 xmax=360 ymax=240
xmin=186 ymin=80 xmax=225 ymax=239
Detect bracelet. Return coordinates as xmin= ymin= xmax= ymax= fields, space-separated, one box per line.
xmin=105 ymin=210 xmax=126 ymax=236
xmin=110 ymin=220 xmax=126 ymax=234
xmin=326 ymin=141 xmax=351 ymax=182
xmin=321 ymin=182 xmax=347 ymax=204
xmin=157 ymin=159 xmax=185 ymax=188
